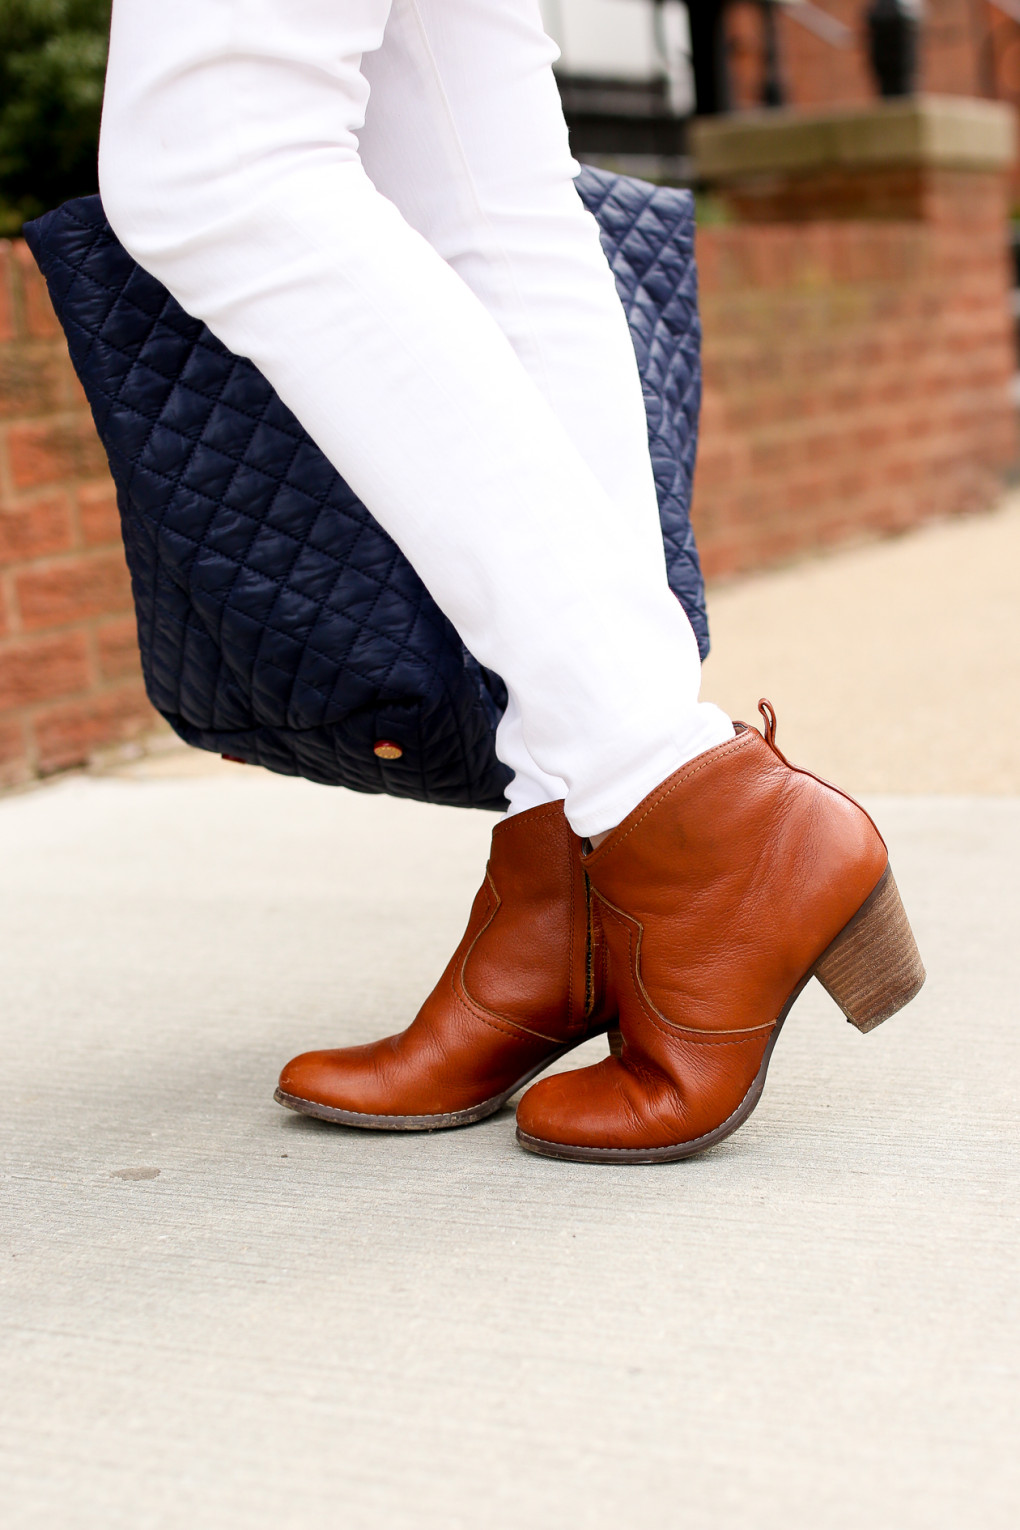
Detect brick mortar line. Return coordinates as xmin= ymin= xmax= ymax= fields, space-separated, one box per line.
xmin=0 ymin=622 xmax=140 ymax=667
xmin=0 ymin=611 xmax=136 ymax=637
xmin=3 ymin=403 xmax=101 ymax=428
xmin=1 ymin=675 xmax=152 ymax=727
xmin=0 ymin=335 xmax=82 ymax=362
xmin=0 ymin=668 xmax=140 ymax=718
xmin=4 ymin=613 xmax=136 ymax=641
xmin=2 ymin=543 xmax=127 ymax=574
xmin=83 ymin=623 xmax=103 ymax=690
xmin=0 ymin=420 xmax=15 ymax=508
xmin=1 ymin=241 xmax=29 ymax=341
xmin=0 ymin=483 xmax=115 ymax=528
xmin=0 ymin=566 xmax=20 ymax=638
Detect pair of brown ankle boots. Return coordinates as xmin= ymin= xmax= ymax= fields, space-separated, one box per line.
xmin=275 ymin=703 xmax=925 ymax=1162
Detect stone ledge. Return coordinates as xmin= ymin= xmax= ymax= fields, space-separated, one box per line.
xmin=692 ymin=96 xmax=1016 ymax=180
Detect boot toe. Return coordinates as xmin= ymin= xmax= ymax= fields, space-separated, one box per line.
xmin=517 ymin=1033 xmax=777 ymax=1160
xmin=277 ymin=1047 xmax=354 ymax=1110
xmin=276 ymin=1040 xmax=404 ymax=1116
xmin=275 ymin=1031 xmax=542 ymax=1122
xmin=516 ymin=1057 xmax=684 ymax=1153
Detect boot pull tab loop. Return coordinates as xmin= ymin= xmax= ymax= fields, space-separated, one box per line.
xmin=758 ymin=697 xmax=790 ymax=765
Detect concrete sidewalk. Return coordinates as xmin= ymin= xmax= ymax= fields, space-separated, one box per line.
xmin=1 ymin=774 xmax=1017 ymax=1530
xmin=700 ymin=491 xmax=1020 ymax=793
xmin=1 ymin=503 xmax=1018 ymax=1528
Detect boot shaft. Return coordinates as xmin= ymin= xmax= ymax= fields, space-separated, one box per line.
xmin=583 ymin=722 xmax=889 ymax=1036
xmin=461 ymin=801 xmax=592 ymax=1037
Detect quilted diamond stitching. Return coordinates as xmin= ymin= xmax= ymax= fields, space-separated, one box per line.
xmin=23 ymin=166 xmax=707 ymax=810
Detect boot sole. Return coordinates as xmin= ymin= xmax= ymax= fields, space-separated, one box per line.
xmin=273 ymin=1033 xmax=604 ymax=1132
xmin=516 ymin=866 xmax=925 ymax=1165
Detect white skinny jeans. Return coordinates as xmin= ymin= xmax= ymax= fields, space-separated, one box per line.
xmin=98 ymin=0 xmax=732 ymax=837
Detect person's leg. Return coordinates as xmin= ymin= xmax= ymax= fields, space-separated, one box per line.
xmin=98 ymin=0 xmax=731 ymax=840
xmin=354 ymin=0 xmax=677 ymax=816
xmin=356 ymin=0 xmax=665 ymax=570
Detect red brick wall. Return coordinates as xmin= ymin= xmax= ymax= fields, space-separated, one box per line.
xmin=0 ymin=182 xmax=1016 ymax=783
xmin=721 ymin=6 xmax=1020 ymax=203
xmin=693 ymin=185 xmax=1017 ymax=576
xmin=726 ymin=1 xmax=1008 ymax=113
xmin=0 ymin=241 xmax=158 ymax=789
xmin=717 ymin=162 xmax=1012 ymax=224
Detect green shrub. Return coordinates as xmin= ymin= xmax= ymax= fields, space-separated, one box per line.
xmin=0 ymin=0 xmax=112 ymax=235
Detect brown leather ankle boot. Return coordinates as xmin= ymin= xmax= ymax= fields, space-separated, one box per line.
xmin=516 ymin=702 xmax=925 ymax=1163
xmin=275 ymin=801 xmax=612 ymax=1129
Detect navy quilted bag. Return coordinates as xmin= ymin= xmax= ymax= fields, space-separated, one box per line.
xmin=24 ymin=166 xmax=707 ymax=811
